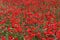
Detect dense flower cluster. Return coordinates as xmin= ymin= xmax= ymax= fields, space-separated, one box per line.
xmin=0 ymin=0 xmax=60 ymax=40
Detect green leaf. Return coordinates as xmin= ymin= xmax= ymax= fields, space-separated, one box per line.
xmin=17 ymin=35 xmax=24 ymax=40
xmin=32 ymin=36 xmax=40 ymax=40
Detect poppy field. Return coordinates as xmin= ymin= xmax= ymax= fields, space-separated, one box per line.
xmin=0 ymin=0 xmax=60 ymax=40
